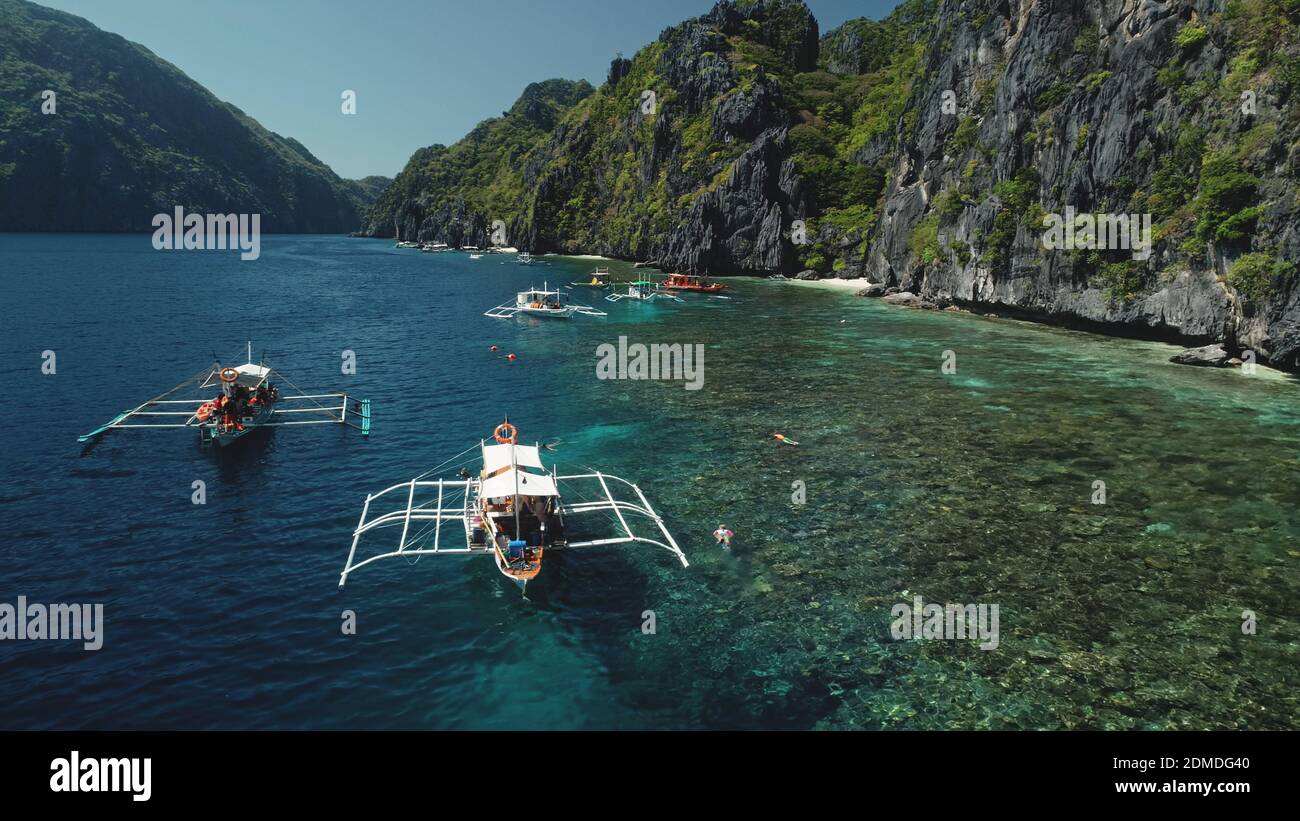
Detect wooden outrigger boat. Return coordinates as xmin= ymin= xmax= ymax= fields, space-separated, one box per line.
xmin=484 ymin=283 xmax=607 ymax=319
xmin=339 ymin=420 xmax=688 ymax=593
xmin=78 ymin=343 xmax=371 ymax=448
xmin=515 ymin=251 xmax=536 ymax=265
xmin=605 ymin=279 xmax=683 ymax=303
xmin=570 ymin=266 xmax=612 ymax=287
xmin=661 ymin=272 xmax=729 ymax=293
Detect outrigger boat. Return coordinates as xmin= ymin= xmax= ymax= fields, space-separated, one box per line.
xmin=339 ymin=420 xmax=688 ymax=593
xmin=484 ymin=283 xmax=607 ymax=319
xmin=516 ymin=252 xmax=536 ymax=265
xmin=605 ymin=279 xmax=683 ymax=303
xmin=661 ymin=272 xmax=729 ymax=293
xmin=78 ymin=343 xmax=371 ymax=448
xmin=570 ymin=266 xmax=612 ymax=287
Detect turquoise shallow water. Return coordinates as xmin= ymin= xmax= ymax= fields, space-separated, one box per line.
xmin=1 ymin=234 xmax=1297 ymax=729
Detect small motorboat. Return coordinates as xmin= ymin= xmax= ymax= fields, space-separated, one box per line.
xmin=570 ymin=266 xmax=612 ymax=287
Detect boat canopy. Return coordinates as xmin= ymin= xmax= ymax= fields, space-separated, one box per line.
xmin=200 ymin=362 xmax=271 ymax=389
xmin=481 ymin=442 xmax=544 ymax=473
xmin=480 ymin=467 xmax=558 ymax=499
xmin=235 ymin=363 xmax=271 ymax=381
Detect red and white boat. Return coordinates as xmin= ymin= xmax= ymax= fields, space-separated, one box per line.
xmin=660 ymin=272 xmax=728 ymax=293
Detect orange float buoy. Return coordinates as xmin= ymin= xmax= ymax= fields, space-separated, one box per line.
xmin=490 ymin=345 xmax=498 ymax=352
xmin=506 ymin=353 xmax=517 ymax=362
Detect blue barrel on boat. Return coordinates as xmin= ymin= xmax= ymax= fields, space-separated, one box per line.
xmin=508 ymin=540 xmax=526 ymax=559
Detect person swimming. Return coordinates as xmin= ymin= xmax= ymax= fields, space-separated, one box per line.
xmin=713 ymin=524 xmax=734 ymax=549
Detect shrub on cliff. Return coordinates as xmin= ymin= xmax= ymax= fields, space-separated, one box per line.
xmin=1228 ymin=253 xmax=1296 ymax=301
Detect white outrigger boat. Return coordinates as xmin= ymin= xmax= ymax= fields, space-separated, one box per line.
xmin=570 ymin=266 xmax=612 ymax=287
xmin=339 ymin=420 xmax=687 ymax=593
xmin=605 ymin=279 xmax=683 ymax=303
xmin=485 ymin=283 xmax=607 ymax=319
xmin=516 ymin=251 xmax=536 ymax=265
xmin=78 ymin=343 xmax=371 ymax=448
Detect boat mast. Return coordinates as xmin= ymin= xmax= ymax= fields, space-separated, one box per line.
xmin=511 ymin=420 xmax=521 ymax=539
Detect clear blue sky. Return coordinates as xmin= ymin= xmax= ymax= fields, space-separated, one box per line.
xmin=37 ymin=0 xmax=903 ymax=180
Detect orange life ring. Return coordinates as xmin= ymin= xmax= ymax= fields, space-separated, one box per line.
xmin=219 ymin=367 xmax=240 ymax=383
xmin=494 ymin=422 xmax=517 ymax=444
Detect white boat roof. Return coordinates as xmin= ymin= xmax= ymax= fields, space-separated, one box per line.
xmin=236 ymin=363 xmax=271 ymax=379
xmin=202 ymin=361 xmax=271 ymax=388
xmin=481 ymin=443 xmax=544 ymax=473
xmin=480 ymin=467 xmax=558 ymax=499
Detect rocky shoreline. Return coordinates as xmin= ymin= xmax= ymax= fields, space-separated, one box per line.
xmin=786 ymin=273 xmax=1283 ymax=373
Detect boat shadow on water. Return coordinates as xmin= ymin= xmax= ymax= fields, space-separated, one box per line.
xmin=210 ymin=427 xmax=276 ymax=481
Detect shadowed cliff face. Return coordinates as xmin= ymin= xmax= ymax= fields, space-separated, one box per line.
xmin=365 ymin=0 xmax=1300 ymax=369
xmin=360 ymin=78 xmax=595 ymax=245
xmin=0 ymin=0 xmax=365 ymax=232
xmin=503 ymin=0 xmax=820 ymax=272
xmin=365 ymin=0 xmax=818 ymax=272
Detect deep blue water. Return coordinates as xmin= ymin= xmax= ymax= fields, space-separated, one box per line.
xmin=2 ymin=233 xmax=1298 ymax=729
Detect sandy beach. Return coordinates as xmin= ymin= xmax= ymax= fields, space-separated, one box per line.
xmin=781 ymin=276 xmax=872 ymax=291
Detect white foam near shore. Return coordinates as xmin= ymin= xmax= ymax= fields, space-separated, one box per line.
xmin=781 ymin=276 xmax=873 ymax=291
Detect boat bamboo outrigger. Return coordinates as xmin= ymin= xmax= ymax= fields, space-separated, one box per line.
xmin=484 ymin=283 xmax=607 ymax=319
xmin=78 ymin=343 xmax=371 ymax=447
xmin=339 ymin=420 xmax=688 ymax=593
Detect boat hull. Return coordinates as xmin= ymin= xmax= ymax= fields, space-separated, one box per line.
xmin=662 ymin=284 xmax=726 ymax=293
xmin=517 ymin=305 xmax=576 ymax=319
xmin=492 ymin=543 xmax=544 ymax=588
xmin=202 ymin=398 xmax=275 ymax=447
